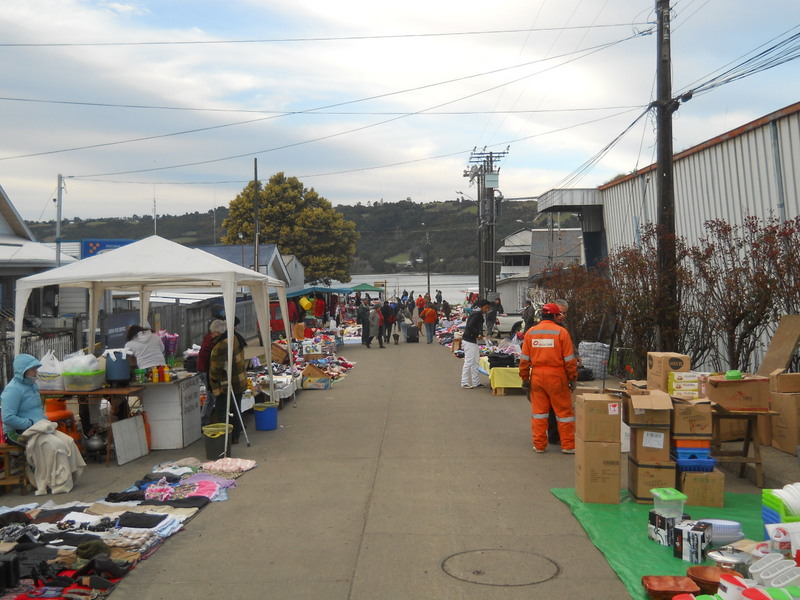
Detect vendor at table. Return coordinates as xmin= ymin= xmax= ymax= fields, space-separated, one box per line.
xmin=1 ymin=353 xmax=85 ymax=495
xmin=124 ymin=325 xmax=166 ymax=369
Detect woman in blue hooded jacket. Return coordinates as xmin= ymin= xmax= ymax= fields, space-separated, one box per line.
xmin=1 ymin=353 xmax=46 ymax=445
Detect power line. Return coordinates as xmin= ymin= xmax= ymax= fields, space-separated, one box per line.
xmin=0 ymin=23 xmax=653 ymax=47
xmin=67 ymin=32 xmax=647 ymax=179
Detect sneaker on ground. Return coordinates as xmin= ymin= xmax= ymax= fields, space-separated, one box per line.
xmin=461 ymin=385 xmax=473 ymax=389
xmin=474 ymin=383 xmax=486 ymax=388
xmin=561 ymin=448 xmax=575 ymax=454
xmin=533 ymin=446 xmax=545 ymax=453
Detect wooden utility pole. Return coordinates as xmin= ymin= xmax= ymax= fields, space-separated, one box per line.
xmin=655 ymin=0 xmax=679 ymax=350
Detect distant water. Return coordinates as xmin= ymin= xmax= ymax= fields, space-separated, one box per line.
xmin=342 ymin=273 xmax=478 ymax=305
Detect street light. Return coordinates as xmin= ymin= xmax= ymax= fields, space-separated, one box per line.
xmin=238 ymin=232 xmax=245 ymax=266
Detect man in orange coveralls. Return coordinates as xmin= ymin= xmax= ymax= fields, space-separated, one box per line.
xmin=519 ymin=302 xmax=579 ymax=454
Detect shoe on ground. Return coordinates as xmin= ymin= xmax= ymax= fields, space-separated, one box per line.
xmin=561 ymin=448 xmax=575 ymax=454
xmin=461 ymin=385 xmax=473 ymax=389
xmin=533 ymin=446 xmax=546 ymax=453
xmin=474 ymin=383 xmax=486 ymax=388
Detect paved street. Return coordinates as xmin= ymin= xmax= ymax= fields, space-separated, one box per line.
xmin=9 ymin=338 xmax=787 ymax=599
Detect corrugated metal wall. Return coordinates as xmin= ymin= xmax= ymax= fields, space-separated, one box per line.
xmin=602 ymin=108 xmax=800 ymax=250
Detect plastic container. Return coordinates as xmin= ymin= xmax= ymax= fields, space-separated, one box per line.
xmin=757 ymin=559 xmax=796 ymax=586
xmin=104 ymin=350 xmax=131 ymax=385
xmin=671 ymin=455 xmax=717 ymax=472
xmin=254 ymin=402 xmax=279 ymax=431
xmin=63 ymin=370 xmax=106 ymax=391
xmin=134 ymin=369 xmax=146 ymax=384
xmin=749 ymin=553 xmax=786 ymax=580
xmin=769 ymin=566 xmax=800 ymax=588
xmin=651 ymin=487 xmax=687 ymax=519
xmin=202 ymin=423 xmax=233 ymax=460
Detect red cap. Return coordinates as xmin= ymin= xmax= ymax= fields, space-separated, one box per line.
xmin=542 ymin=303 xmax=561 ymax=315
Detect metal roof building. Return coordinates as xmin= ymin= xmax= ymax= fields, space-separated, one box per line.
xmin=538 ymin=101 xmax=800 ymax=254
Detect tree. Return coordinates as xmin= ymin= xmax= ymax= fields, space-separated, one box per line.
xmin=687 ymin=217 xmax=778 ymax=372
xmin=222 ymin=173 xmax=359 ymax=284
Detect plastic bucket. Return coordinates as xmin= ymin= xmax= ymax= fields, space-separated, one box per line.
xmin=254 ymin=402 xmax=278 ymax=431
xmin=203 ymin=423 xmax=233 ymax=460
xmin=299 ymin=296 xmax=313 ymax=311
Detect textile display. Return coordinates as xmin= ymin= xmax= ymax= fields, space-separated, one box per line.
xmin=551 ymin=488 xmax=763 ymax=600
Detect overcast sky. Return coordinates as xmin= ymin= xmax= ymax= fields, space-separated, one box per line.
xmin=2 ymin=0 xmax=799 ymax=222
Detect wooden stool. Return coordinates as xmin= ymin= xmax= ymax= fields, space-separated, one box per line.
xmin=0 ymin=444 xmax=28 ymax=495
xmin=710 ymin=408 xmax=776 ymax=488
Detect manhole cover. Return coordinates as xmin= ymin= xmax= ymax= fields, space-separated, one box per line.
xmin=441 ymin=549 xmax=559 ymax=586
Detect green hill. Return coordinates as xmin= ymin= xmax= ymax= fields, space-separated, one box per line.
xmin=26 ymin=199 xmax=564 ymax=275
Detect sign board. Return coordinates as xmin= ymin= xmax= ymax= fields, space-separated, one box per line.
xmin=81 ymin=239 xmax=135 ymax=258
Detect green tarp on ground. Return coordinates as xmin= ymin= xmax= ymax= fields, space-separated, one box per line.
xmin=551 ymin=488 xmax=763 ymax=600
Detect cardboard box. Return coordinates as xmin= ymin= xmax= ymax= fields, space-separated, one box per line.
xmin=673 ymin=520 xmax=712 ymax=563
xmin=671 ymin=398 xmax=713 ymax=438
xmin=574 ymin=438 xmax=621 ymax=504
xmin=621 ymin=421 xmax=630 ymax=453
xmin=628 ymin=456 xmax=676 ymax=503
xmin=630 ymin=427 xmax=671 ymax=463
xmin=623 ymin=389 xmax=673 ymax=427
xmin=574 ymin=393 xmax=621 ymax=442
xmin=716 ymin=418 xmax=748 ymax=442
xmin=648 ymin=509 xmax=686 ymax=546
xmin=572 ymin=385 xmax=601 ymax=405
xmin=759 ymin=413 xmax=773 ymax=447
xmin=678 ymin=469 xmax=725 ymax=508
xmin=669 ymin=371 xmax=702 ymax=383
xmin=770 ymin=391 xmax=800 ymax=455
xmin=647 ymin=352 xmax=691 ymax=391
xmin=770 ymin=369 xmax=800 ymax=393
xmin=707 ymin=374 xmax=770 ymax=411
xmin=301 ymin=363 xmax=332 ymax=390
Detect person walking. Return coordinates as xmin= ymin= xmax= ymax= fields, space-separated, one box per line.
xmin=460 ymin=299 xmax=490 ymax=388
xmin=547 ymin=298 xmax=583 ymax=445
xmin=381 ymin=301 xmax=394 ymax=345
xmin=420 ymin=302 xmax=438 ymax=344
xmin=357 ymin=297 xmax=371 ymax=347
xmin=519 ymin=302 xmax=578 ymax=454
xmin=368 ymin=303 xmax=385 ymax=348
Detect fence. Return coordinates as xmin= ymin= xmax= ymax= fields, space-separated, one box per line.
xmin=0 ymin=328 xmax=76 ymax=389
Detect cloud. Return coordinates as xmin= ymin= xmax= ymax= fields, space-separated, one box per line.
xmin=1 ymin=0 xmax=799 ymax=222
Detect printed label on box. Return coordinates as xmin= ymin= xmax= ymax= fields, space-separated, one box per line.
xmin=608 ymin=403 xmax=620 ymax=415
xmin=643 ymin=430 xmax=666 ymax=449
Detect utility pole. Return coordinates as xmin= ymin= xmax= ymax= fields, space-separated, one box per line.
xmin=655 ymin=0 xmax=679 ymax=351
xmin=253 ymin=158 xmax=259 ymax=272
xmin=55 ymin=174 xmax=64 ymax=267
xmin=424 ymin=228 xmax=432 ymax=297
xmin=465 ymin=148 xmax=508 ymax=299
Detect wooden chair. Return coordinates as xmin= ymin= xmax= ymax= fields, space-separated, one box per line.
xmin=0 ymin=444 xmax=28 ymax=495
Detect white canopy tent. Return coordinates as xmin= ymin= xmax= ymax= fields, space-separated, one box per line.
xmin=13 ymin=236 xmax=292 ymax=454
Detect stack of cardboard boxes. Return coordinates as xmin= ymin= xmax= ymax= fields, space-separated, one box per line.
xmin=573 ymin=350 xmax=792 ymax=505
xmin=623 ymin=380 xmax=676 ymax=503
xmin=574 ymin=393 xmax=622 ymax=504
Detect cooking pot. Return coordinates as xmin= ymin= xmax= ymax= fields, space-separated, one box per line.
xmin=706 ymin=546 xmax=752 ymax=577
